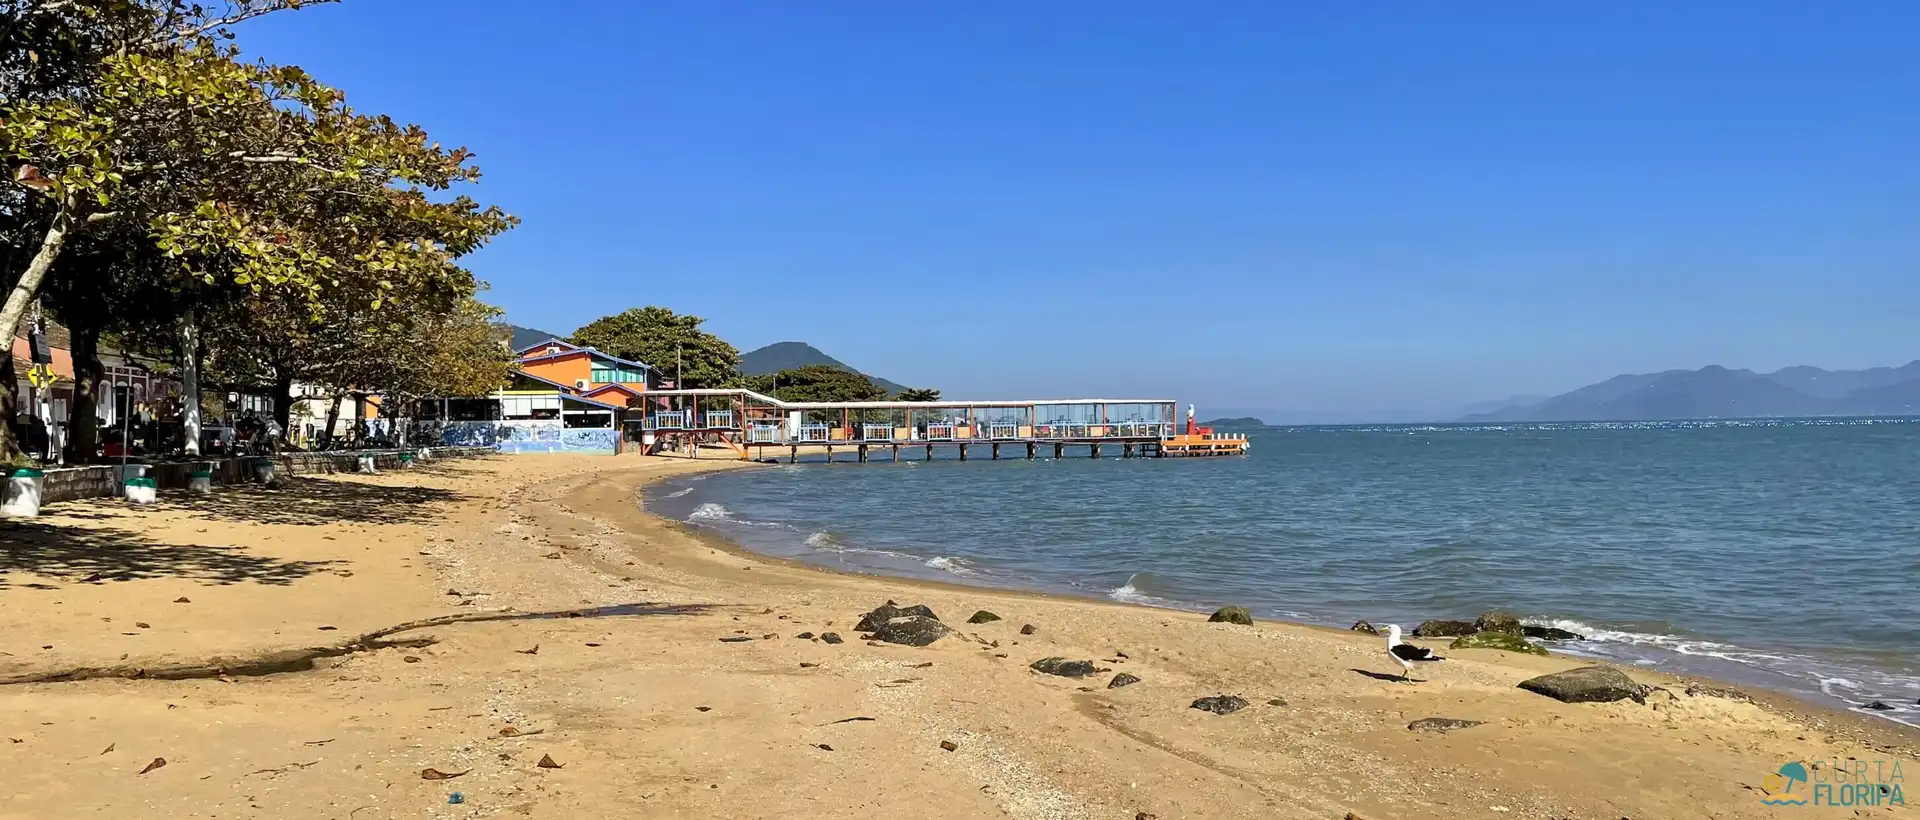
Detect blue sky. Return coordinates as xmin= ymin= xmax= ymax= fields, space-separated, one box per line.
xmin=240 ymin=2 xmax=1917 ymax=421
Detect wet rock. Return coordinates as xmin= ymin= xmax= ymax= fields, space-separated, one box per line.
xmin=1030 ymin=657 xmax=1102 ymax=678
xmin=869 ymin=615 xmax=951 ymax=647
xmin=1412 ymin=619 xmax=1476 ymax=638
xmin=1107 ymin=673 xmax=1141 ymax=689
xmin=855 ymin=602 xmax=939 ymax=632
xmin=1521 ymin=625 xmax=1587 ymax=641
xmin=1019 ymin=624 xmax=1037 ymax=635
xmin=1207 ymin=606 xmax=1253 ymax=625
xmin=1517 ymin=665 xmax=1651 ymax=704
xmin=1473 ymin=612 xmax=1523 ymax=635
xmin=1189 ymin=695 xmax=1249 ymax=715
xmin=1864 ymin=701 xmax=1895 ymax=711
xmin=966 ymin=610 xmax=1002 ymax=624
xmin=1349 ymin=620 xmax=1379 ymax=635
xmin=1682 ymin=682 xmax=1752 ymax=702
xmin=1449 ymin=631 xmax=1549 ymax=656
xmin=1407 ymin=717 xmax=1484 ymax=733
xmin=820 ymin=633 xmax=844 ymax=644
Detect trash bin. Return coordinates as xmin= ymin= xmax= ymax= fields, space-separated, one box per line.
xmin=252 ymin=457 xmax=278 ymax=486
xmin=124 ymin=476 xmax=157 ymax=504
xmin=2 ymin=467 xmax=45 ymax=517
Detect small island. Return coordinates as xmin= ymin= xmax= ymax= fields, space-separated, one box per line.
xmin=1201 ymin=417 xmax=1266 ymax=429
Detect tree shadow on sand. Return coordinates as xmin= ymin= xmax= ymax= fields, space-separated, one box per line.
xmin=0 ymin=519 xmax=345 ymax=590
xmin=147 ymin=475 xmax=464 ymax=527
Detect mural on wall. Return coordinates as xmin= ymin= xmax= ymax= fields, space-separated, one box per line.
xmin=430 ymin=421 xmax=618 ymax=454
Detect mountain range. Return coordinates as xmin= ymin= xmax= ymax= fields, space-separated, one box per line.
xmin=1463 ymin=362 xmax=1920 ymax=422
xmin=500 ymin=325 xmax=908 ymax=394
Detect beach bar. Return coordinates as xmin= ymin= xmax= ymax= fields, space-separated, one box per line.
xmin=633 ymin=389 xmax=1248 ymax=461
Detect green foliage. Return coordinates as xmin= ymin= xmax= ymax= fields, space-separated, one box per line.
xmin=896 ymin=387 xmax=941 ymax=402
xmin=570 ymin=306 xmax=739 ymax=388
xmin=744 ymin=365 xmax=889 ymax=403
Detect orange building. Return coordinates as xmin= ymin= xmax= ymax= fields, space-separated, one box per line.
xmin=512 ymin=339 xmax=656 ymax=401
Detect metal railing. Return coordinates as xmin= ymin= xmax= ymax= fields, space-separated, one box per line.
xmin=747 ymin=424 xmax=783 ymax=443
xmin=645 ymin=411 xmax=687 ymax=430
xmin=703 ymin=410 xmax=735 ymax=429
xmin=924 ymin=423 xmax=956 ymax=441
xmin=981 ymin=422 xmax=1019 ymax=440
xmin=861 ymin=424 xmax=895 ymax=442
xmin=795 ymin=423 xmax=830 ymax=443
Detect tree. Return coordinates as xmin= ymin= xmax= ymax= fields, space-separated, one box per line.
xmin=744 ymin=365 xmax=888 ymax=403
xmin=896 ymin=387 xmax=941 ymax=402
xmin=570 ymin=306 xmax=739 ymax=388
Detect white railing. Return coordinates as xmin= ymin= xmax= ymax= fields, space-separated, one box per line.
xmin=1115 ymin=421 xmax=1171 ymax=438
xmin=861 ymin=424 xmax=894 ymax=442
xmin=796 ymin=423 xmax=830 ymax=443
xmin=925 ymin=423 xmax=956 ymax=441
xmin=646 ymin=411 xmax=687 ymax=430
xmin=982 ymin=422 xmax=1019 ymax=440
xmin=747 ymin=424 xmax=782 ymax=443
xmin=703 ymin=410 xmax=735 ymax=429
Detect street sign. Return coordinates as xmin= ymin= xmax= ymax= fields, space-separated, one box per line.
xmin=25 ymin=363 xmax=55 ymax=389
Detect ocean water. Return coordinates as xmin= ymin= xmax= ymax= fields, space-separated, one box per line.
xmin=650 ymin=419 xmax=1920 ymax=725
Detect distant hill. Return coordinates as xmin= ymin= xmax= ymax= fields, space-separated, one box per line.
xmin=739 ymin=341 xmax=909 ymax=395
xmin=1201 ymin=417 xmax=1266 ymax=429
xmin=502 ymin=323 xmax=569 ymax=351
xmin=1462 ymin=361 xmax=1920 ymax=422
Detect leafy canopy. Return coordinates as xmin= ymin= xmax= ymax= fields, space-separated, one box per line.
xmin=744 ymin=365 xmax=888 ymax=403
xmin=569 ymin=306 xmax=739 ymax=388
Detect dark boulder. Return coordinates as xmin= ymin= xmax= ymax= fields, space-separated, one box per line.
xmin=1864 ymin=701 xmax=1895 ymax=711
xmin=1473 ymin=612 xmax=1523 ymax=635
xmin=966 ymin=610 xmax=1002 ymax=624
xmin=1107 ymin=673 xmax=1141 ymax=689
xmin=870 ymin=616 xmax=950 ymax=647
xmin=1517 ymin=665 xmax=1651 ymax=704
xmin=1349 ymin=620 xmax=1380 ymax=635
xmin=1521 ymin=625 xmax=1587 ymax=641
xmin=1207 ymin=606 xmax=1254 ymax=625
xmin=820 ymin=632 xmax=844 ymax=644
xmin=1030 ymin=657 xmax=1103 ymax=678
xmin=1189 ymin=695 xmax=1249 ymax=715
xmin=795 ymin=632 xmax=815 ymax=640
xmin=1449 ymin=631 xmax=1549 ymax=656
xmin=1019 ymin=624 xmax=1037 ymax=635
xmin=1412 ymin=619 xmax=1476 ymax=638
xmin=856 ymin=602 xmax=939 ymax=632
xmin=1407 ymin=717 xmax=1484 ymax=733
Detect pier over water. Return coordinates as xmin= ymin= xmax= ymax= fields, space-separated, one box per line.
xmin=633 ymin=389 xmax=1248 ymax=461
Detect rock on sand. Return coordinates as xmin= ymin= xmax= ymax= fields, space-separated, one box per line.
xmin=1518 ymin=665 xmax=1651 ymax=704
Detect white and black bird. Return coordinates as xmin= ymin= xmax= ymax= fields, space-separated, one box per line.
xmin=1384 ymin=624 xmax=1443 ymax=683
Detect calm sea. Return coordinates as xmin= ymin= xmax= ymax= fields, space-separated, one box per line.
xmin=650 ymin=419 xmax=1920 ymax=725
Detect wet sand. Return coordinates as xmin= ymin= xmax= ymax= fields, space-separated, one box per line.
xmin=0 ymin=453 xmax=1913 ymax=819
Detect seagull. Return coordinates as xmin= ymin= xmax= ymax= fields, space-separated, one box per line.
xmin=1385 ymin=624 xmax=1443 ymax=683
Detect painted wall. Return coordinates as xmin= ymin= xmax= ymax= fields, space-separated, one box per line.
xmin=519 ymin=352 xmax=592 ymax=390
xmin=430 ymin=420 xmax=620 ymax=454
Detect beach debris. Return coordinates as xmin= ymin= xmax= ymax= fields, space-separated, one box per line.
xmin=695 ymin=706 xmax=711 ymax=712
xmin=81 ymin=573 xmax=103 ymax=583
xmin=909 ymin=661 xmax=933 ymax=668
xmin=543 ymin=552 xmax=561 ymax=559
xmin=515 ymin=645 xmax=539 ymax=655
xmin=1412 ymin=619 xmax=1476 ymax=638
xmin=316 ymin=626 xmax=337 ymax=631
xmin=1108 ymin=673 xmax=1142 ymax=689
xmin=1137 ymin=814 xmax=1159 ymax=820
xmin=7 ymin=738 xmax=18 ymax=743
xmin=1189 ymin=695 xmax=1249 ymax=715
xmin=1349 ymin=620 xmax=1379 ymax=635
xmin=173 ymin=597 xmax=191 ymax=604
xmin=799 ymin=662 xmax=818 ymax=668
xmin=1030 ymin=657 xmax=1104 ymax=678
xmin=1018 ymin=624 xmax=1037 ymax=635
xmin=99 ymin=743 xmax=115 ymax=755
xmin=138 ymin=757 xmax=167 ymax=775
xmin=868 ymin=615 xmax=951 ymax=647
xmin=536 ymin=754 xmax=563 ymax=769
xmin=762 ymin=633 xmax=777 ymax=639
xmin=303 ymin=739 xmax=334 ymax=746
xmin=718 ymin=636 xmax=755 ymax=643
xmin=966 ymin=610 xmax=1002 ymax=624
xmin=420 ymin=767 xmax=468 ymax=780
xmin=1473 ymin=611 xmax=1524 ymax=635
xmin=814 ymin=743 xmax=833 ymax=751
xmin=796 ymin=632 xmax=815 ymax=639
xmin=1343 ymin=814 xmax=1366 ymax=820
xmin=855 ymin=601 xmax=940 ymax=632
xmin=1682 ymin=682 xmax=1753 ymax=703
xmin=447 ymin=793 xmax=465 ymax=804
xmin=1207 ymin=606 xmax=1254 ymax=625
xmin=827 ymin=716 xmax=876 ymax=725
xmin=1449 ymin=631 xmax=1548 ymax=656
xmin=1521 ymin=625 xmax=1586 ymax=641
xmin=584 ymin=642 xmax=601 ymax=647
xmin=1407 ymin=717 xmax=1485 ymax=733
xmin=820 ymin=632 xmax=844 ymax=644
xmin=1267 ymin=697 xmax=1288 ymax=706
xmin=1517 ymin=666 xmax=1651 ymax=704
xmin=1864 ymin=701 xmax=1895 ymax=711
xmin=403 ymin=656 xmax=421 ymax=663
xmin=939 ymin=740 xmax=958 ymax=752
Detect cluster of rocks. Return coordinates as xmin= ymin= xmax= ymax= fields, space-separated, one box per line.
xmin=854 ymin=600 xmax=952 ymax=647
xmin=1348 ymin=611 xmax=1582 ymax=656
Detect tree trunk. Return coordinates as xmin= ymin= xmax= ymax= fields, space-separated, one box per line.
xmin=272 ymin=373 xmax=294 ymax=444
xmin=0 ymin=195 xmax=78 ymax=462
xmin=179 ymin=307 xmax=202 ymax=456
xmin=0 ymin=353 xmax=17 ymax=464
xmin=322 ymin=393 xmax=343 ymax=448
xmin=66 ymin=324 xmax=102 ymax=463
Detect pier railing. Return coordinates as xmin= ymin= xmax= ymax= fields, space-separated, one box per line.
xmin=644 ymin=411 xmax=687 ymax=430
xmin=861 ymin=424 xmax=895 ymax=441
xmin=925 ymin=423 xmax=956 ymax=441
xmin=747 ymin=423 xmax=782 ymax=443
xmin=703 ymin=410 xmax=734 ymax=429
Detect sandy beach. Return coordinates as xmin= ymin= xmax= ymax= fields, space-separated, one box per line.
xmin=1 ymin=453 xmax=1914 ymax=819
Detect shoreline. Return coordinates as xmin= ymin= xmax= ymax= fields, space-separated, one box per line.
xmin=642 ymin=464 xmax=1920 ymax=742
xmin=4 ymin=453 xmax=1915 ymax=819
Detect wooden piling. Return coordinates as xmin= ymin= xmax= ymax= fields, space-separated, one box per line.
xmin=789 ymin=445 xmax=797 ymax=464
xmin=1054 ymin=443 xmax=1063 ymax=459
xmin=991 ymin=443 xmax=1000 ymax=460
xmin=1026 ymin=442 xmax=1035 ymax=459
xmin=1091 ymin=442 xmax=1101 ymax=459
xmin=959 ymin=443 xmax=968 ymax=461
xmin=858 ymin=444 xmax=868 ymax=463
